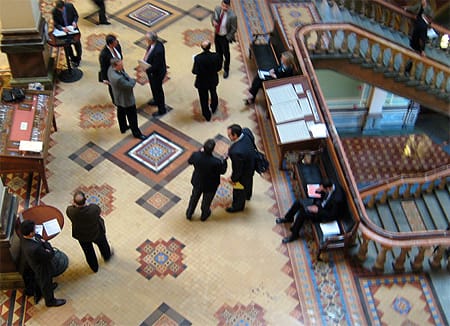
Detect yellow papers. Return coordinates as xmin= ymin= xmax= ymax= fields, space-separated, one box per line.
xmin=233 ymin=182 xmax=245 ymax=190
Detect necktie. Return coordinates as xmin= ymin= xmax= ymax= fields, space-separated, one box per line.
xmin=215 ymin=11 xmax=224 ymax=34
xmin=62 ymin=8 xmax=68 ymax=26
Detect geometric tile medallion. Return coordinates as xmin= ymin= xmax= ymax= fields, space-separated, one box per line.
xmin=136 ymin=237 xmax=186 ymax=280
xmin=85 ymin=33 xmax=108 ymax=52
xmin=69 ymin=141 xmax=106 ymax=171
xmin=106 ymin=119 xmax=201 ymax=186
xmin=111 ymin=0 xmax=184 ymax=34
xmin=62 ymin=314 xmax=114 ymax=326
xmin=79 ymin=104 xmax=116 ymax=129
xmin=214 ymin=301 xmax=267 ymax=325
xmin=183 ymin=29 xmax=214 ymax=47
xmin=140 ymin=302 xmax=191 ymax=326
xmin=128 ymin=132 xmax=183 ymax=173
xmin=357 ymin=273 xmax=447 ymax=326
xmin=210 ymin=176 xmax=233 ymax=210
xmin=187 ymin=5 xmax=212 ymax=21
xmin=136 ymin=183 xmax=180 ymax=218
xmin=0 ymin=289 xmax=33 ymax=325
xmin=191 ymin=98 xmax=230 ymax=122
xmin=73 ymin=184 xmax=115 ymax=216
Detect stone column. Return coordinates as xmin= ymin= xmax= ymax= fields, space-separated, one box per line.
xmin=362 ymin=87 xmax=386 ymax=134
xmin=0 ymin=0 xmax=54 ymax=87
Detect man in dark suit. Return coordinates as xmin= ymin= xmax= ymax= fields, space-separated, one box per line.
xmin=226 ymin=124 xmax=256 ymax=213
xmin=52 ymin=0 xmax=82 ymax=66
xmin=20 ymin=220 xmax=66 ymax=307
xmin=277 ymin=180 xmax=345 ymax=243
xmin=99 ymin=34 xmax=122 ymax=104
xmin=144 ymin=31 xmax=167 ymax=117
xmin=186 ymin=139 xmax=228 ymax=221
xmin=66 ymin=191 xmax=113 ymax=272
xmin=108 ymin=58 xmax=146 ymax=139
xmin=192 ymin=40 xmax=222 ymax=121
xmin=211 ymin=0 xmax=237 ymax=79
xmin=92 ymin=0 xmax=111 ymax=25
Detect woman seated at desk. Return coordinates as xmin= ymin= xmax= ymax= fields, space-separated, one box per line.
xmin=245 ymin=51 xmax=295 ymax=105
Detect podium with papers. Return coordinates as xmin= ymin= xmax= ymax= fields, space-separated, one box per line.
xmin=263 ymin=75 xmax=327 ymax=169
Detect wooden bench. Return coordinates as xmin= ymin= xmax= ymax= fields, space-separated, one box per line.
xmin=292 ymin=148 xmax=359 ymax=260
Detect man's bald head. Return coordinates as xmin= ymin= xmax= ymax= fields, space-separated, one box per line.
xmin=201 ymin=40 xmax=211 ymax=51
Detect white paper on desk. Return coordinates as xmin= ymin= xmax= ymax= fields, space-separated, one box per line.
xmin=266 ymin=84 xmax=298 ymax=105
xmin=309 ymin=123 xmax=327 ymax=138
xmin=52 ymin=26 xmax=79 ymax=37
xmin=275 ymin=120 xmax=311 ymax=143
xmin=43 ymin=218 xmax=61 ymax=236
xmin=19 ymin=140 xmax=43 ymax=152
xmin=35 ymin=225 xmax=43 ymax=236
xmin=294 ymin=83 xmax=304 ymax=94
xmin=298 ymin=97 xmax=312 ymax=117
xmin=319 ymin=220 xmax=340 ymax=238
xmin=271 ymin=99 xmax=303 ymax=124
xmin=138 ymin=60 xmax=151 ymax=69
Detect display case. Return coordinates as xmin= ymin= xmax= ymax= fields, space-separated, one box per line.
xmin=0 ymin=90 xmax=54 ymax=192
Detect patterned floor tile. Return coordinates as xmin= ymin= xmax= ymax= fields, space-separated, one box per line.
xmin=72 ymin=184 xmax=115 ymax=216
xmin=187 ymin=5 xmax=212 ymax=21
xmin=183 ymin=29 xmax=214 ymax=47
xmin=62 ymin=314 xmax=113 ymax=326
xmin=140 ymin=302 xmax=191 ymax=326
xmin=68 ymin=142 xmax=107 ymax=171
xmin=136 ymin=238 xmax=186 ymax=280
xmin=79 ymin=104 xmax=116 ymax=129
xmin=0 ymin=290 xmax=33 ymax=325
xmin=136 ymin=184 xmax=180 ymax=218
xmin=214 ymin=301 xmax=267 ymax=326
xmin=191 ymin=98 xmax=229 ymax=122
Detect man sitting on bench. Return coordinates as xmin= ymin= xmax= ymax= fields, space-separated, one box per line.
xmin=276 ymin=179 xmax=344 ymax=244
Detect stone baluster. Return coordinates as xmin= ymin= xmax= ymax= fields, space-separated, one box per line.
xmin=411 ymin=246 xmax=426 ymax=272
xmin=373 ymin=246 xmax=390 ymax=272
xmin=428 ymin=246 xmax=445 ymax=269
xmin=393 ymin=247 xmax=410 ymax=272
xmin=356 ymin=235 xmax=369 ymax=262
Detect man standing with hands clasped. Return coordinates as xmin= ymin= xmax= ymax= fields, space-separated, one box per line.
xmin=211 ymin=0 xmax=237 ymax=79
xmin=192 ymin=40 xmax=222 ymax=121
xmin=66 ymin=191 xmax=113 ymax=273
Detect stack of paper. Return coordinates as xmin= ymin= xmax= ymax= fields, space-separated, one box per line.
xmin=275 ymin=120 xmax=311 ymax=143
xmin=270 ymin=99 xmax=303 ymax=124
xmin=266 ymin=84 xmax=298 ymax=105
xmin=319 ymin=220 xmax=341 ymax=239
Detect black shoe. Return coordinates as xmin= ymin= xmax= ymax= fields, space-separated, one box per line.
xmin=223 ymin=71 xmax=229 ymax=79
xmin=120 ymin=126 xmax=130 ymax=134
xmin=186 ymin=211 xmax=192 ymax=220
xmin=205 ymin=115 xmax=211 ymax=122
xmin=135 ymin=134 xmax=147 ymax=140
xmin=211 ymin=106 xmax=217 ymax=114
xmin=282 ymin=235 xmax=298 ymax=244
xmin=72 ymin=61 xmax=80 ymax=67
xmin=34 ymin=293 xmax=42 ymax=304
xmin=152 ymin=111 xmax=167 ymax=117
xmin=200 ymin=210 xmax=211 ymax=221
xmin=276 ymin=217 xmax=293 ymax=224
xmin=147 ymin=99 xmax=156 ymax=105
xmin=225 ymin=207 xmax=242 ymax=213
xmin=244 ymin=98 xmax=254 ymax=105
xmin=46 ymin=298 xmax=66 ymax=307
xmin=97 ymin=21 xmax=111 ymax=25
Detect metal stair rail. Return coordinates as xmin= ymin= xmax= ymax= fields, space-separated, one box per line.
xmin=292 ymin=23 xmax=450 ymax=272
xmin=300 ymin=23 xmax=450 ymax=115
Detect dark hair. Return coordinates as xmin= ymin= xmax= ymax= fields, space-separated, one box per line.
xmin=321 ymin=179 xmax=333 ymax=188
xmin=105 ymin=34 xmax=117 ymax=45
xmin=227 ymin=124 xmax=242 ymax=137
xmin=73 ymin=190 xmax=86 ymax=206
xmin=21 ymin=220 xmax=35 ymax=236
xmin=55 ymin=0 xmax=65 ymax=9
xmin=203 ymin=139 xmax=216 ymax=154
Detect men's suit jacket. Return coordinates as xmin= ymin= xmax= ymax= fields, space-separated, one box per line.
xmin=274 ymin=64 xmax=294 ymax=79
xmin=211 ymin=6 xmax=237 ymax=42
xmin=107 ymin=67 xmax=136 ymax=107
xmin=145 ymin=41 xmax=167 ymax=80
xmin=228 ymin=132 xmax=256 ymax=185
xmin=52 ymin=3 xmax=79 ymax=30
xmin=410 ymin=15 xmax=428 ymax=53
xmin=314 ymin=183 xmax=345 ymax=222
xmin=66 ymin=204 xmax=103 ymax=242
xmin=192 ymin=50 xmax=221 ymax=89
xmin=99 ymin=44 xmax=123 ymax=81
xmin=188 ymin=151 xmax=227 ymax=192
xmin=21 ymin=235 xmax=55 ymax=289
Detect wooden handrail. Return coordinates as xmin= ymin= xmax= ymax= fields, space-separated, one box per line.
xmin=292 ymin=23 xmax=450 ymax=248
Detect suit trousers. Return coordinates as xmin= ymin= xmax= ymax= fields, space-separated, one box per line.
xmin=186 ymin=186 xmax=216 ymax=219
xmin=285 ymin=199 xmax=315 ymax=236
xmin=92 ymin=0 xmax=107 ymax=23
xmin=117 ymin=105 xmax=141 ymax=137
xmin=249 ymin=76 xmax=264 ymax=99
xmin=197 ymin=87 xmax=218 ymax=121
xmin=149 ymin=75 xmax=166 ymax=113
xmin=66 ymin=40 xmax=82 ymax=63
xmin=79 ymin=232 xmax=111 ymax=272
xmin=214 ymin=34 xmax=230 ymax=73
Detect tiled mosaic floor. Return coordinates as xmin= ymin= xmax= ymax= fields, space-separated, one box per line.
xmin=0 ymin=0 xmax=449 ymax=325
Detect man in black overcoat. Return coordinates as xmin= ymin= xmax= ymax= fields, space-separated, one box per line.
xmin=99 ymin=34 xmax=122 ymax=104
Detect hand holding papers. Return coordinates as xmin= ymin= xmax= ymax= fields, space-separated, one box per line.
xmin=52 ymin=25 xmax=79 ymax=37
xmin=307 ymin=184 xmax=322 ymax=198
xmin=138 ymin=59 xmax=151 ymax=70
xmin=258 ymin=69 xmax=272 ymax=80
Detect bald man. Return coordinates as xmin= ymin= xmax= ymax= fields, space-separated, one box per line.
xmin=192 ymin=40 xmax=222 ymax=121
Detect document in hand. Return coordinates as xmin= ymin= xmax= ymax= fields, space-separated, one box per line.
xmin=307 ymin=184 xmax=321 ymax=198
xmin=258 ymin=69 xmax=271 ymax=80
xmin=138 ymin=60 xmax=151 ymax=69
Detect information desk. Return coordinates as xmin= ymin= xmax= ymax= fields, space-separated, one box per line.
xmin=17 ymin=205 xmax=64 ymax=241
xmin=47 ymin=32 xmax=82 ymax=83
xmin=0 ymin=90 xmax=54 ymax=192
xmin=263 ymin=75 xmax=327 ymax=169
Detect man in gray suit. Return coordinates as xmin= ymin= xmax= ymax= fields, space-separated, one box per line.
xmin=108 ymin=58 xmax=146 ymax=140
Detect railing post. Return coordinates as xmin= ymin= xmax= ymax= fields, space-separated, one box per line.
xmin=373 ymin=245 xmax=390 ymax=272
xmin=428 ymin=246 xmax=446 ymax=269
xmin=411 ymin=246 xmax=426 ymax=272
xmin=356 ymin=234 xmax=369 ymax=261
xmin=393 ymin=247 xmax=410 ymax=272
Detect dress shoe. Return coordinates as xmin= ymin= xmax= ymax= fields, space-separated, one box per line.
xmin=34 ymin=293 xmax=42 ymax=304
xmin=244 ymin=98 xmax=254 ymax=105
xmin=282 ymin=234 xmax=298 ymax=244
xmin=97 ymin=21 xmax=111 ymax=25
xmin=72 ymin=61 xmax=80 ymax=67
xmin=211 ymin=106 xmax=217 ymax=114
xmin=205 ymin=115 xmax=211 ymax=122
xmin=223 ymin=71 xmax=229 ymax=79
xmin=200 ymin=210 xmax=211 ymax=221
xmin=186 ymin=213 xmax=192 ymax=220
xmin=147 ymin=99 xmax=156 ymax=105
xmin=135 ymin=134 xmax=147 ymax=140
xmin=225 ymin=207 xmax=242 ymax=213
xmin=120 ymin=126 xmax=130 ymax=134
xmin=276 ymin=217 xmax=293 ymax=224
xmin=152 ymin=111 xmax=167 ymax=117
xmin=46 ymin=298 xmax=66 ymax=307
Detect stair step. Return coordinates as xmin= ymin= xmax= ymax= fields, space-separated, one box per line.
xmin=422 ymin=193 xmax=448 ymax=230
xmin=415 ymin=198 xmax=438 ymax=230
xmin=376 ymin=203 xmax=399 ymax=232
xmin=388 ymin=200 xmax=412 ymax=232
xmin=434 ymin=188 xmax=450 ymax=225
xmin=365 ymin=206 xmax=383 ymax=229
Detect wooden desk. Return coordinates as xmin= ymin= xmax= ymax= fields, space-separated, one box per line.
xmin=263 ymin=75 xmax=326 ymax=169
xmin=0 ymin=90 xmax=54 ymax=192
xmin=18 ymin=205 xmax=64 ymax=241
